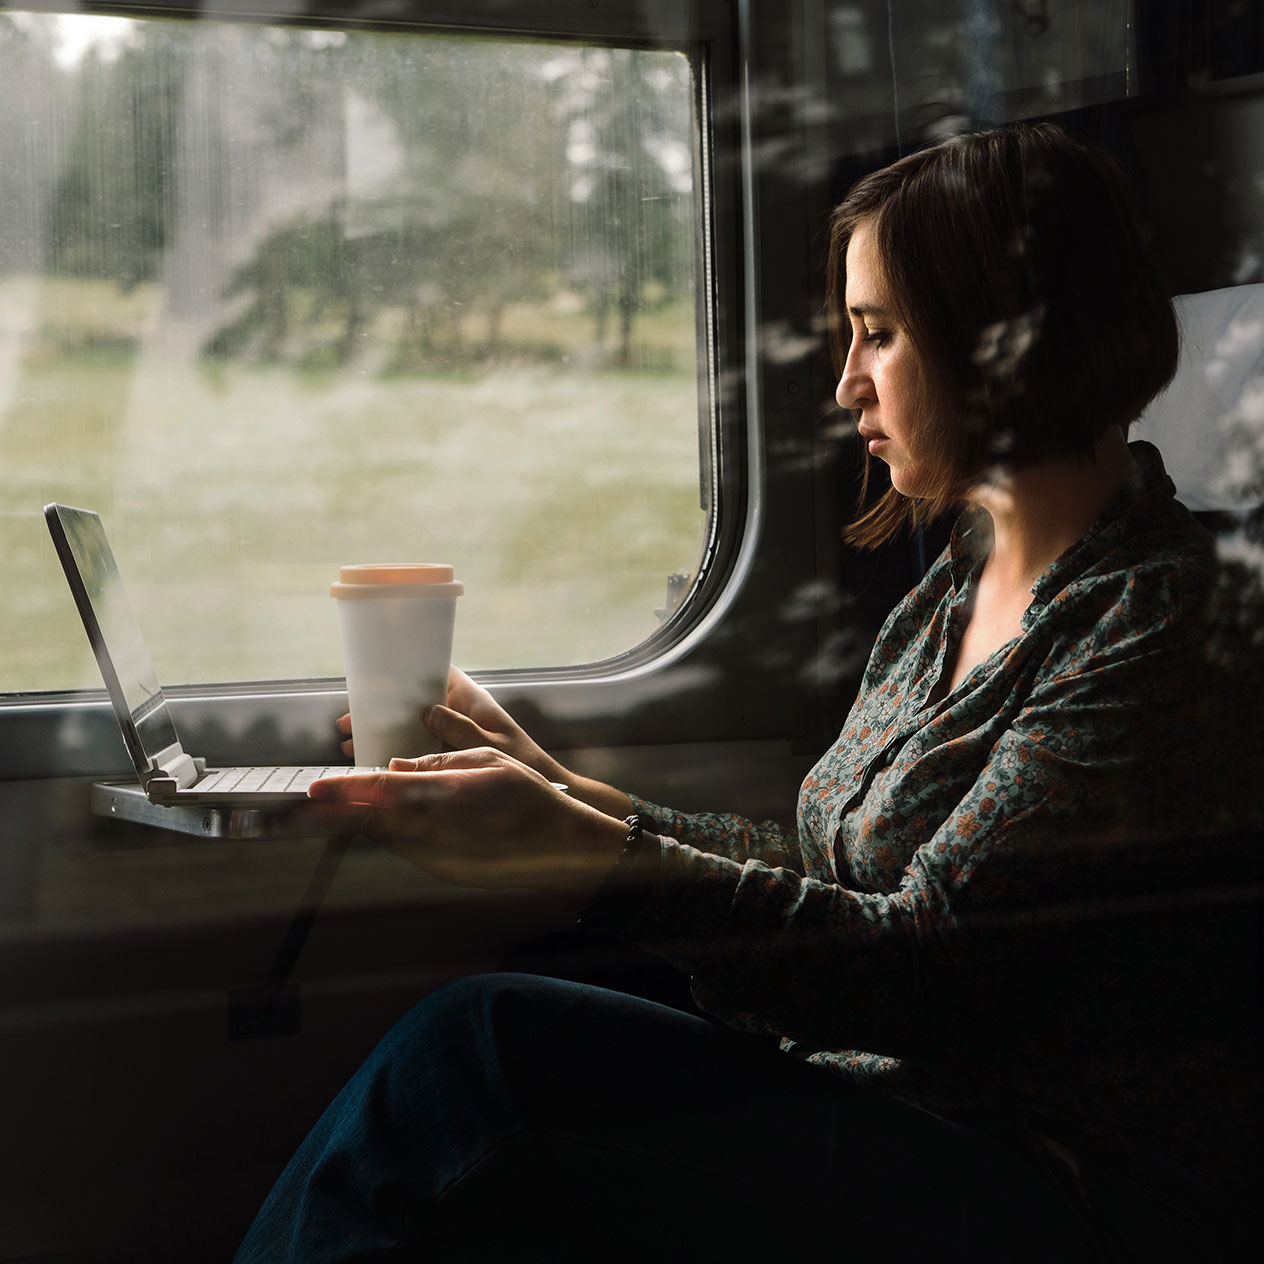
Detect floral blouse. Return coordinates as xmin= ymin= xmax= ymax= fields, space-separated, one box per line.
xmin=589 ymin=442 xmax=1262 ymax=1208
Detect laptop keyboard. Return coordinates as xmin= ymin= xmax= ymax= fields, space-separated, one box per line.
xmin=194 ymin=766 xmax=381 ymax=794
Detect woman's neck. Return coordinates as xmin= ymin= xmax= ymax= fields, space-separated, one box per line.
xmin=970 ymin=426 xmax=1137 ymax=589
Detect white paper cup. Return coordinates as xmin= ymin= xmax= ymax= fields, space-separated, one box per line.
xmin=331 ymin=564 xmax=463 ymax=767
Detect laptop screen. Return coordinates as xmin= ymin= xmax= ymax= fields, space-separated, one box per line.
xmin=45 ymin=504 xmax=182 ymax=776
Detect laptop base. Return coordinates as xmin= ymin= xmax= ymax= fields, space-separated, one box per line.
xmin=91 ymin=780 xmax=353 ymax=840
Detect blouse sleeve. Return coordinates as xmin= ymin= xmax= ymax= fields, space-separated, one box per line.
xmin=627 ymin=793 xmax=806 ymax=873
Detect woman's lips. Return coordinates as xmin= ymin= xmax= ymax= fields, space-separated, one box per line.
xmin=857 ymin=422 xmax=888 ymax=455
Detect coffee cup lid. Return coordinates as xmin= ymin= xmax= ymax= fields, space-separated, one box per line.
xmin=331 ymin=564 xmax=463 ymax=598
xmin=337 ymin=564 xmax=454 ymax=585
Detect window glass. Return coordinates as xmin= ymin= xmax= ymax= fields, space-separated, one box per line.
xmin=0 ymin=9 xmax=707 ymax=691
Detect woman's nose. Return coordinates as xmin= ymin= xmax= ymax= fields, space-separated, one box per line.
xmin=836 ymin=346 xmax=868 ymax=410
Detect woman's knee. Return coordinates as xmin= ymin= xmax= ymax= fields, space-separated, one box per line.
xmin=381 ymin=972 xmax=588 ymax=1060
xmin=364 ymin=974 xmax=601 ymax=1113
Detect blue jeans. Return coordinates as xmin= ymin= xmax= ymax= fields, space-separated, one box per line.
xmin=234 ymin=973 xmax=1106 ymax=1261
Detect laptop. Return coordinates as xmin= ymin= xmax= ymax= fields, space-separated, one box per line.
xmin=45 ymin=502 xmax=376 ymax=807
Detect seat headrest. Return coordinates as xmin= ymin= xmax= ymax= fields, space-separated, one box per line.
xmin=1137 ymin=284 xmax=1264 ymax=511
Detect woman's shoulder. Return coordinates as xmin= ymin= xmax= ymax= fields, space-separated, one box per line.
xmin=1043 ymin=447 xmax=1220 ymax=631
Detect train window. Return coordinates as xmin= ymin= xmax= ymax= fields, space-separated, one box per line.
xmin=0 ymin=6 xmax=712 ymax=693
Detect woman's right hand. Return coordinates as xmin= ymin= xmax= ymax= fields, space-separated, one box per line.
xmin=339 ymin=667 xmax=634 ymax=818
xmin=424 ymin=667 xmax=570 ymax=786
xmin=335 ymin=669 xmax=554 ymax=770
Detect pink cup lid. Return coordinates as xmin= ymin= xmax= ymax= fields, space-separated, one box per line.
xmin=337 ymin=564 xmax=454 ymax=584
xmin=331 ymin=564 xmax=463 ymax=598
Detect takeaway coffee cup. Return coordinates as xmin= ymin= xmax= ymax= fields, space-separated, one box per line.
xmin=330 ymin=564 xmax=463 ymax=767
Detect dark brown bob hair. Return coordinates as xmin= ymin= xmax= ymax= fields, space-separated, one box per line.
xmin=829 ymin=121 xmax=1179 ymax=547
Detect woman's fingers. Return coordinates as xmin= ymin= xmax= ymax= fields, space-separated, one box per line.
xmin=335 ymin=712 xmax=355 ymax=760
xmin=445 ymin=667 xmax=484 ymax=713
xmin=388 ymin=746 xmax=508 ymax=774
xmin=424 ymin=703 xmax=493 ymax=751
xmin=311 ymin=748 xmax=521 ymax=806
xmin=308 ymin=769 xmax=409 ymax=808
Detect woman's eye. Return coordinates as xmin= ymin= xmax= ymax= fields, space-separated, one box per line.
xmin=863 ymin=329 xmax=890 ymax=347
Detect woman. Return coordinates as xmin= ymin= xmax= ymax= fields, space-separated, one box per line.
xmin=236 ymin=124 xmax=1257 ymax=1261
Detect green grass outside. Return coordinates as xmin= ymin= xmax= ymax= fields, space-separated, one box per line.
xmin=0 ymin=275 xmax=708 ymax=692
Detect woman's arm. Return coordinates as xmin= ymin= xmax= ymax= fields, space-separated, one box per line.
xmin=414 ymin=668 xmax=805 ymax=869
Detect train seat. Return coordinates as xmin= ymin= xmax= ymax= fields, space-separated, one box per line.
xmin=1138 ymin=283 xmax=1264 ymax=521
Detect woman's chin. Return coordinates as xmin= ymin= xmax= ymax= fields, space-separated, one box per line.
xmin=887 ymin=464 xmax=931 ymax=498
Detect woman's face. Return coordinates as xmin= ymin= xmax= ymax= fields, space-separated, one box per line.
xmin=835 ymin=219 xmax=933 ymax=497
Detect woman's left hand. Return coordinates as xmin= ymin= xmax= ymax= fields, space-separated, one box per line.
xmin=306 ymin=747 xmax=628 ymax=907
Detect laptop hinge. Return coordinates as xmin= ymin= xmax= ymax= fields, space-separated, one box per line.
xmin=145 ymin=744 xmax=204 ymax=795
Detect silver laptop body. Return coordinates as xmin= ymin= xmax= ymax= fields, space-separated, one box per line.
xmin=44 ymin=502 xmax=372 ymax=806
